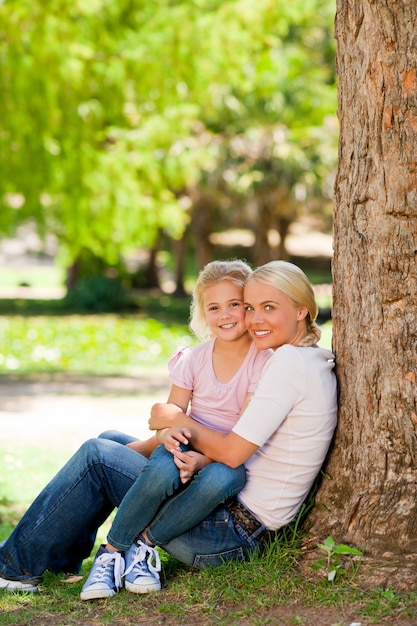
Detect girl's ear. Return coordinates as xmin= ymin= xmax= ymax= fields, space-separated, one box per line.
xmin=297 ymin=307 xmax=309 ymax=321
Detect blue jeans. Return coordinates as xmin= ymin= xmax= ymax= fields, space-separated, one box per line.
xmin=104 ymin=434 xmax=246 ymax=551
xmin=0 ymin=436 xmax=263 ymax=584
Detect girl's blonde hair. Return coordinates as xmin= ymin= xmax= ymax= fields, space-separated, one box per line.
xmin=250 ymin=260 xmax=321 ymax=347
xmin=190 ymin=259 xmax=252 ymax=341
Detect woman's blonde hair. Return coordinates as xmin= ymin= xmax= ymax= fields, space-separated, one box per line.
xmin=189 ymin=259 xmax=252 ymax=341
xmin=250 ymin=260 xmax=321 ymax=347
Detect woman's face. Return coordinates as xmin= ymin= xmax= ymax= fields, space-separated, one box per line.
xmin=244 ymin=278 xmax=308 ymax=350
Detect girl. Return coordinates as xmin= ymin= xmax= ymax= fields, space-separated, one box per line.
xmin=80 ymin=259 xmax=271 ymax=599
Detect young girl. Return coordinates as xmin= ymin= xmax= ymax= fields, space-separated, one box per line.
xmin=80 ymin=259 xmax=272 ymax=599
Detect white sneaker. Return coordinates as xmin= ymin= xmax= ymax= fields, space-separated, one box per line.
xmin=0 ymin=576 xmax=39 ymax=593
xmin=123 ymin=539 xmax=161 ymax=594
xmin=80 ymin=545 xmax=125 ymax=601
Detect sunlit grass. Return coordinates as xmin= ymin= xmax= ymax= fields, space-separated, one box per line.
xmin=0 ymin=314 xmax=195 ymax=376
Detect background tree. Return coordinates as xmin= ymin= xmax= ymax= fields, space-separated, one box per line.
xmin=0 ymin=0 xmax=337 ymax=289
xmin=308 ymin=0 xmax=417 ymax=589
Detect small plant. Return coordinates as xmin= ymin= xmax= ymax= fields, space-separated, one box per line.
xmin=313 ymin=536 xmax=363 ymax=582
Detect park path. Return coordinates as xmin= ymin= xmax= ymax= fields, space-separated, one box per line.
xmin=0 ymin=372 xmax=171 ymax=451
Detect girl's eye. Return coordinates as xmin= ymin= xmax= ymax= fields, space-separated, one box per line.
xmin=208 ymin=306 xmax=218 ymax=312
xmin=230 ymin=302 xmax=241 ymax=308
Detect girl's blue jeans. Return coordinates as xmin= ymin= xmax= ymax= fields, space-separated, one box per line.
xmin=103 ymin=430 xmax=246 ymax=551
xmin=0 ymin=433 xmax=264 ymax=585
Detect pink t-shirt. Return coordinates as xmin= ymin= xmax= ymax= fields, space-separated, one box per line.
xmin=168 ymin=340 xmax=272 ymax=434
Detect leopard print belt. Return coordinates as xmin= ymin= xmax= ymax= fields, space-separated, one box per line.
xmin=226 ymin=500 xmax=276 ymax=543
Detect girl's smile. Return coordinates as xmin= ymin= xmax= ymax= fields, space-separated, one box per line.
xmin=203 ymin=280 xmax=247 ymax=340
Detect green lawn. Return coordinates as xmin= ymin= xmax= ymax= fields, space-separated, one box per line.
xmin=0 ymin=313 xmax=195 ymax=376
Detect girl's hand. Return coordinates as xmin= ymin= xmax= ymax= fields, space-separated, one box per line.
xmin=157 ymin=427 xmax=191 ymax=452
xmin=172 ymin=449 xmax=212 ymax=484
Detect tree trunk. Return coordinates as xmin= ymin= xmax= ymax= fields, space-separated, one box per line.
xmin=190 ymin=192 xmax=215 ymax=269
xmin=145 ymin=241 xmax=161 ymax=289
xmin=172 ymin=235 xmax=188 ymax=297
xmin=307 ymin=0 xmax=417 ymax=589
xmin=252 ymin=200 xmax=274 ymax=265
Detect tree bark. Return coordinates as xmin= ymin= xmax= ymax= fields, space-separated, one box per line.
xmin=307 ymin=0 xmax=417 ymax=589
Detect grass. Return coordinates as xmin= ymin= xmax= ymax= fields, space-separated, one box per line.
xmin=0 ymin=310 xmax=195 ymax=377
xmin=1 ymin=314 xmax=416 ymax=625
xmin=1 ymin=458 xmax=417 ymax=626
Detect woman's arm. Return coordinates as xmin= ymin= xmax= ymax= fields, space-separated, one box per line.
xmin=149 ymin=403 xmax=258 ymax=468
xmin=127 ymin=384 xmax=192 ymax=458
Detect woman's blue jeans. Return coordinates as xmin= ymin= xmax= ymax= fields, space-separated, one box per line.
xmin=0 ymin=435 xmax=260 ymax=585
xmin=104 ymin=431 xmax=246 ymax=550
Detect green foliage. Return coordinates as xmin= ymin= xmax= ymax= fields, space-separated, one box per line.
xmin=313 ymin=536 xmax=363 ymax=582
xmin=0 ymin=0 xmax=337 ymax=274
xmin=63 ymin=276 xmax=130 ymax=312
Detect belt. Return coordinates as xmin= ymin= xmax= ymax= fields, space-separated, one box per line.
xmin=226 ymin=500 xmax=276 ymax=544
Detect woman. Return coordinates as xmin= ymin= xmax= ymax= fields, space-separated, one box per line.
xmin=0 ymin=260 xmax=337 ymax=595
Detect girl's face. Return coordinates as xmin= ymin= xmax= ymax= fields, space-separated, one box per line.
xmin=203 ymin=280 xmax=247 ymax=341
xmin=244 ymin=278 xmax=308 ymax=350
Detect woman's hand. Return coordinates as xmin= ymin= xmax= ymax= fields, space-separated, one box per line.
xmin=172 ymin=449 xmax=212 ymax=484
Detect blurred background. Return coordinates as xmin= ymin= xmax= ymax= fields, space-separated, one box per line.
xmin=0 ymin=0 xmax=336 ymax=378
xmin=0 ymin=0 xmax=337 ymax=525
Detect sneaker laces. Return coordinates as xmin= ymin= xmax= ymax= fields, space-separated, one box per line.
xmin=90 ymin=551 xmax=124 ymax=589
xmin=124 ymin=541 xmax=161 ymax=579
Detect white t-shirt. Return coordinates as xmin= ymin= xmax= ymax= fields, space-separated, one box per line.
xmin=232 ymin=344 xmax=338 ymax=530
xmin=168 ymin=340 xmax=272 ymax=434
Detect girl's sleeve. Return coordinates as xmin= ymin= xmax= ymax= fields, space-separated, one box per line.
xmin=167 ymin=346 xmax=194 ymax=390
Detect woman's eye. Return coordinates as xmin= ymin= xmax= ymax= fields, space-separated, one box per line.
xmin=265 ymin=305 xmax=274 ymax=311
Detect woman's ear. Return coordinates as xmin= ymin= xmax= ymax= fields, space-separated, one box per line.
xmin=297 ymin=307 xmax=309 ymax=321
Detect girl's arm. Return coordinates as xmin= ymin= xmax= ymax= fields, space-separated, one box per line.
xmin=166 ymin=383 xmax=192 ymax=412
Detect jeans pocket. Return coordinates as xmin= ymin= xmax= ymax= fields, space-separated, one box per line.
xmin=193 ymin=546 xmax=246 ymax=568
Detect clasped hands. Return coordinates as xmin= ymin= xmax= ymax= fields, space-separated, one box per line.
xmin=149 ymin=402 xmax=210 ymax=484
